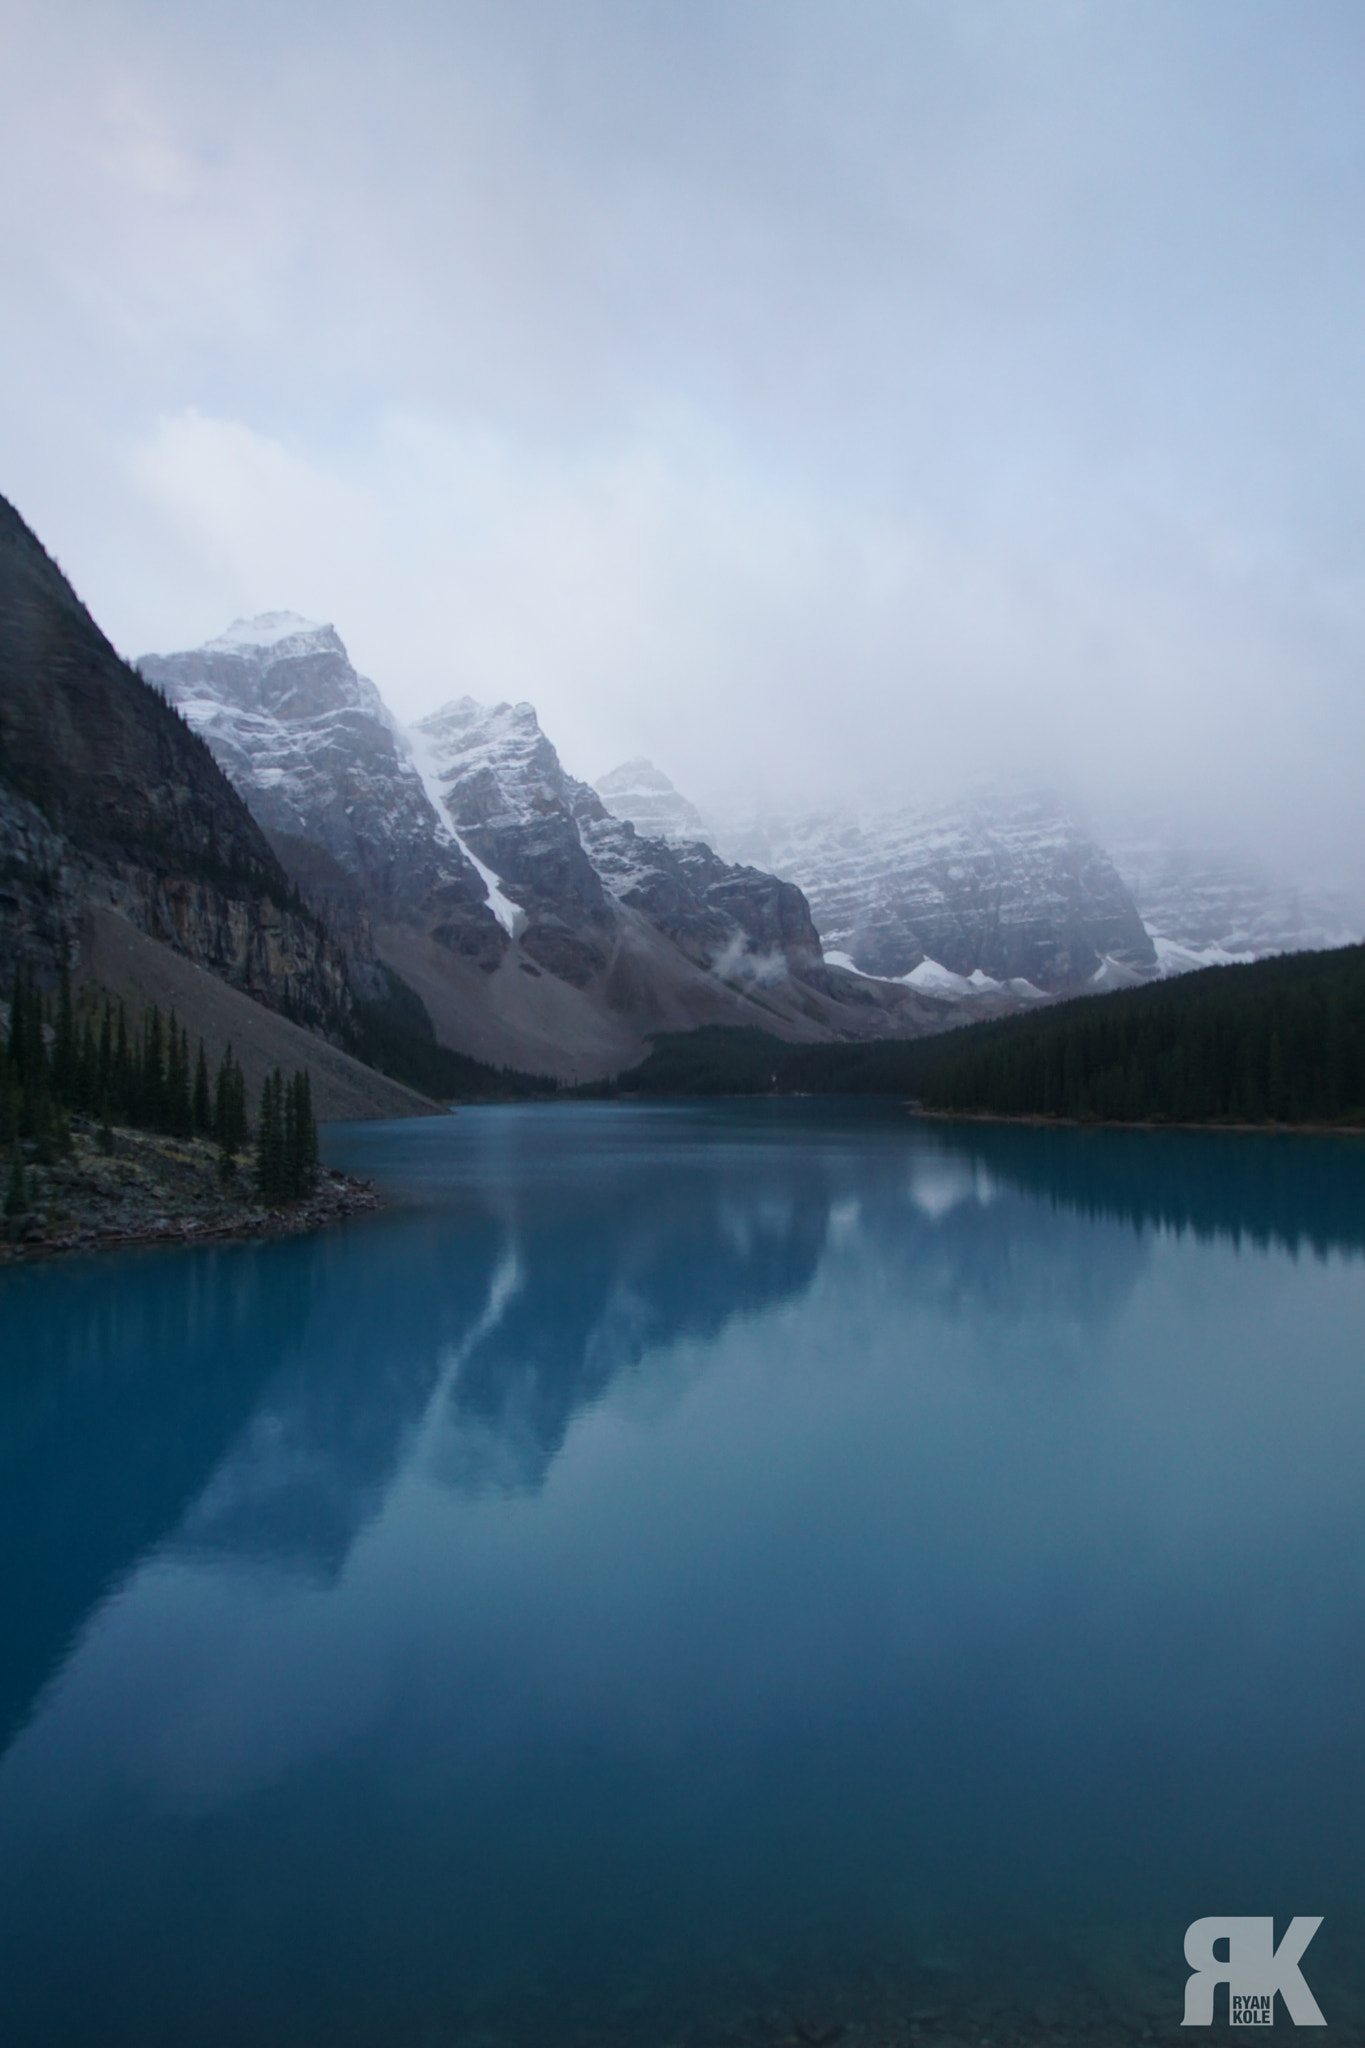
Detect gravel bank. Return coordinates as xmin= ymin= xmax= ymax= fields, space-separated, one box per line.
xmin=1 ymin=1123 xmax=380 ymax=1264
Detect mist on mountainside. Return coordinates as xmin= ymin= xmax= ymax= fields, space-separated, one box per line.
xmin=4 ymin=3 xmax=1364 ymax=924
xmin=143 ymin=609 xmax=1361 ymax=1045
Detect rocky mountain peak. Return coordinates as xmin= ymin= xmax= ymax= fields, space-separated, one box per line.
xmin=148 ymin=616 xmax=389 ymax=729
xmin=720 ymin=786 xmax=1158 ymax=993
xmin=413 ymin=697 xmax=569 ymax=829
xmin=0 ymin=492 xmax=350 ymax=1025
xmin=204 ymin=612 xmax=334 ymax=652
xmin=594 ymin=758 xmax=708 ymax=844
xmin=142 ymin=615 xmax=959 ymax=1071
xmin=1113 ymin=842 xmax=1362 ymax=972
xmin=139 ymin=621 xmax=504 ymax=960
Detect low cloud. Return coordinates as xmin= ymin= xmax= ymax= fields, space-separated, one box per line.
xmin=3 ymin=1 xmax=1364 ymax=898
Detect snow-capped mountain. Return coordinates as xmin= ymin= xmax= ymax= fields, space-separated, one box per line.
xmin=593 ymin=759 xmax=708 ymax=845
xmin=140 ymin=620 xmax=958 ymax=1076
xmin=0 ymin=515 xmax=356 ymax=1035
xmin=140 ymin=615 xmax=505 ymax=971
xmin=1114 ymin=844 xmax=1362 ymax=973
xmin=413 ymin=700 xmax=837 ymax=985
xmin=720 ymin=790 xmax=1158 ymax=993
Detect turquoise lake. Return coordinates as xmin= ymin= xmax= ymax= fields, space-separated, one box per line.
xmin=1 ymin=1102 xmax=1363 ymax=2046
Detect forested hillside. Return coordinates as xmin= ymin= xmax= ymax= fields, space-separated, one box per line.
xmin=590 ymin=945 xmax=1365 ymax=1126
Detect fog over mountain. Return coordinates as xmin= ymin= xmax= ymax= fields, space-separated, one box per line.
xmin=3 ymin=2 xmax=1364 ymax=911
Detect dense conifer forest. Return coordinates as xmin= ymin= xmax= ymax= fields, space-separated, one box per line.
xmin=2 ymin=965 xmax=320 ymax=1213
xmin=586 ymin=945 xmax=1365 ymax=1126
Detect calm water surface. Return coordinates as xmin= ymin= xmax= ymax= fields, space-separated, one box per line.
xmin=1 ymin=1103 xmax=1363 ymax=2047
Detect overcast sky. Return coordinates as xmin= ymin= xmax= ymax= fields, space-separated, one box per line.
xmin=2 ymin=0 xmax=1363 ymax=884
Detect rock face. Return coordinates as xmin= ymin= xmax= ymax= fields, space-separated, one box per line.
xmin=414 ymin=699 xmax=825 ymax=988
xmin=593 ymin=758 xmax=708 ymax=844
xmin=410 ymin=696 xmax=616 ymax=988
xmin=0 ymin=497 xmax=350 ymax=1031
xmin=1114 ymin=844 xmax=1362 ymax=973
xmin=140 ymin=616 xmax=505 ymax=978
xmin=722 ymin=791 xmax=1159 ymax=992
xmin=145 ymin=623 xmax=955 ymax=1076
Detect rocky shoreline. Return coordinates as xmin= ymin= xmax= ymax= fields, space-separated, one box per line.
xmin=1 ymin=1122 xmax=381 ymax=1264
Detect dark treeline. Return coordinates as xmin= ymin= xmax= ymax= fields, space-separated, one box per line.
xmin=255 ymin=1068 xmax=319 ymax=1205
xmin=584 ymin=945 xmax=1365 ymax=1126
xmin=913 ymin=944 xmax=1365 ymax=1124
xmin=3 ymin=963 xmax=239 ymax=1146
xmin=3 ymin=965 xmax=318 ymax=1210
xmin=349 ymin=970 xmax=555 ymax=1102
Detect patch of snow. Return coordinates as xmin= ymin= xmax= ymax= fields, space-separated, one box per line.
xmin=203 ymin=612 xmax=328 ymax=651
xmin=402 ymin=724 xmax=525 ymax=938
xmin=414 ymin=697 xmax=561 ymax=831
xmin=822 ymin=949 xmax=878 ymax=979
xmin=1150 ymin=932 xmax=1258 ymax=977
xmin=457 ymin=840 xmax=524 ymax=942
xmin=830 ymin=951 xmax=1048 ymax=1003
xmin=1088 ymin=954 xmax=1156 ymax=992
xmin=716 ymin=788 xmax=1157 ymax=992
xmin=902 ymin=958 xmax=991 ymax=997
xmin=594 ymin=757 xmax=708 ymax=844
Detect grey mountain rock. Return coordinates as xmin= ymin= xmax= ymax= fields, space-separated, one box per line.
xmin=143 ymin=624 xmax=952 ymax=1077
xmin=720 ymin=791 xmax=1159 ymax=993
xmin=411 ymin=696 xmax=618 ymax=987
xmin=140 ymin=617 xmax=505 ymax=981
xmin=408 ymin=699 xmax=949 ymax=1039
xmin=1114 ymin=843 xmax=1362 ymax=972
xmin=0 ymin=499 xmax=352 ymax=1032
xmin=593 ymin=758 xmax=708 ymax=845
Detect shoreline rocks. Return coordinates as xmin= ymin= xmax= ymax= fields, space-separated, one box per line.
xmin=1 ymin=1124 xmax=380 ymax=1265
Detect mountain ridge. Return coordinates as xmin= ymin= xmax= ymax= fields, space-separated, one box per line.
xmin=717 ymin=791 xmax=1159 ymax=992
xmin=144 ymin=616 xmax=960 ymax=1078
xmin=0 ymin=498 xmax=359 ymax=1039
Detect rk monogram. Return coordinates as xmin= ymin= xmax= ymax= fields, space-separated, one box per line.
xmin=1182 ymin=1918 xmax=1326 ymax=2027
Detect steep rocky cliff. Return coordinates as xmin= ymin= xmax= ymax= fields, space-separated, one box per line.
xmin=593 ymin=758 xmax=708 ymax=845
xmin=145 ymin=620 xmax=951 ymax=1076
xmin=139 ymin=617 xmax=505 ymax=975
xmin=0 ymin=496 xmax=351 ymax=1030
xmin=722 ymin=791 xmax=1158 ymax=993
xmin=1113 ymin=842 xmax=1361 ymax=972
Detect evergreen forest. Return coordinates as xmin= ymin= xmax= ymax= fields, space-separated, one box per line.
xmin=3 ymin=965 xmax=319 ymax=1211
xmin=587 ymin=944 xmax=1365 ymax=1126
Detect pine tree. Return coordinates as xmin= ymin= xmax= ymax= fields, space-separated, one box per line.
xmin=284 ymin=1068 xmax=318 ymax=1198
xmin=0 ymin=1051 xmax=19 ymax=1148
xmin=298 ymin=1069 xmax=318 ymax=1191
xmin=7 ymin=965 xmax=45 ymax=1094
xmin=93 ymin=999 xmax=112 ymax=1118
xmin=256 ymin=1068 xmax=285 ymax=1202
xmin=193 ymin=1041 xmax=212 ymax=1136
xmin=165 ymin=1014 xmax=192 ymax=1137
xmin=4 ymin=1142 xmax=28 ymax=1219
xmin=214 ymin=1045 xmax=249 ymax=1165
xmin=5 ymin=967 xmax=25 ymax=1075
xmin=113 ymin=1001 xmax=130 ymax=1120
xmin=141 ymin=1006 xmax=166 ymax=1129
xmin=52 ymin=962 xmax=76 ymax=1101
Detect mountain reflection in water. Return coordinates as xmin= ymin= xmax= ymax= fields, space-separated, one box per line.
xmin=4 ymin=1108 xmax=1362 ymax=1742
xmin=0 ymin=1103 xmax=1361 ymax=2047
